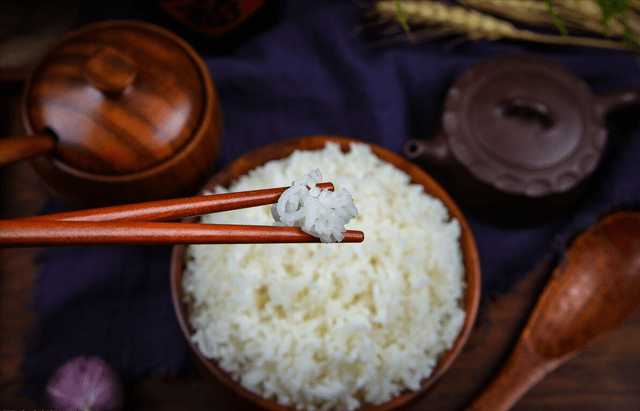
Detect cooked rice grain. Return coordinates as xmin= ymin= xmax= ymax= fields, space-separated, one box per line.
xmin=183 ymin=142 xmax=466 ymax=410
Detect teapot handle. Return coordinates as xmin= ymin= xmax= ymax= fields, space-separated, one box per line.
xmin=595 ymin=87 xmax=640 ymax=130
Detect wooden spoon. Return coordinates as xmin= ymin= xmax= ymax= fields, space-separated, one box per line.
xmin=0 ymin=133 xmax=55 ymax=166
xmin=465 ymin=211 xmax=640 ymax=411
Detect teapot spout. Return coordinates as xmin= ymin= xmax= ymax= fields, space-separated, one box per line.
xmin=403 ymin=134 xmax=450 ymax=166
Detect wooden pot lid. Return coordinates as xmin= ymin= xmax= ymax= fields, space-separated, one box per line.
xmin=441 ymin=54 xmax=607 ymax=197
xmin=22 ymin=20 xmax=212 ymax=175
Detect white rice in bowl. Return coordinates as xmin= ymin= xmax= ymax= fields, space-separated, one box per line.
xmin=182 ymin=142 xmax=466 ymax=411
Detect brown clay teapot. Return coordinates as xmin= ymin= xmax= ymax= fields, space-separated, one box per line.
xmin=404 ymin=54 xmax=639 ymax=226
xmin=0 ymin=20 xmax=223 ymax=208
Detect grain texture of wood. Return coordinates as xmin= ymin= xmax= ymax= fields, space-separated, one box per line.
xmin=0 ymin=220 xmax=365 ymax=246
xmin=14 ymin=20 xmax=223 ymax=207
xmin=0 ymin=161 xmax=46 ymax=410
xmin=22 ymin=22 xmax=204 ymax=174
xmin=20 ymin=183 xmax=334 ymax=223
xmin=0 ymin=132 xmax=55 ymax=166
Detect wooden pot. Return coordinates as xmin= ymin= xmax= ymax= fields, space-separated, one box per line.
xmin=12 ymin=20 xmax=223 ymax=207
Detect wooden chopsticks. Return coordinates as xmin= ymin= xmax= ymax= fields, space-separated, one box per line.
xmin=0 ymin=183 xmax=365 ymax=246
xmin=18 ymin=183 xmax=335 ymax=222
xmin=0 ymin=221 xmax=365 ymax=246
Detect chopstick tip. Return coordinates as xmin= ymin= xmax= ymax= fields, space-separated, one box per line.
xmin=317 ymin=182 xmax=334 ymax=191
xmin=342 ymin=230 xmax=364 ymax=243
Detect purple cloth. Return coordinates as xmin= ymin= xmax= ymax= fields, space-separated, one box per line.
xmin=23 ymin=0 xmax=640 ymax=401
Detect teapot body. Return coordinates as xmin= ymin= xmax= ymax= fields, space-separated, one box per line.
xmin=405 ymin=54 xmax=638 ymax=226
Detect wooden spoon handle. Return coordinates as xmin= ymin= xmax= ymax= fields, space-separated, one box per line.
xmin=0 ymin=133 xmax=55 ymax=166
xmin=465 ymin=340 xmax=559 ymax=411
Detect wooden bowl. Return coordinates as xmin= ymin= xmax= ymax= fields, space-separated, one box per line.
xmin=170 ymin=136 xmax=481 ymax=410
xmin=20 ymin=20 xmax=223 ymax=207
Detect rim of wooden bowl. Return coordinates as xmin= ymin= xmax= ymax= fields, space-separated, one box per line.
xmin=170 ymin=135 xmax=481 ymax=411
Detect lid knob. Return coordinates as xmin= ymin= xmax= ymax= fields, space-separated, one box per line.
xmin=84 ymin=46 xmax=136 ymax=95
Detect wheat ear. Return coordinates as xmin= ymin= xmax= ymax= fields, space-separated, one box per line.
xmin=372 ymin=0 xmax=639 ymax=51
xmin=458 ymin=0 xmax=552 ymax=28
xmin=459 ymin=0 xmax=628 ymax=37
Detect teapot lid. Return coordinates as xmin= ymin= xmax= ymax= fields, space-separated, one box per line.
xmin=442 ymin=54 xmax=607 ymax=197
xmin=22 ymin=20 xmax=214 ymax=175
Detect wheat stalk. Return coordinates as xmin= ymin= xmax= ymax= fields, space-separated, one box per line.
xmin=459 ymin=0 xmax=632 ymax=38
xmin=371 ymin=0 xmax=639 ymax=51
xmin=459 ymin=0 xmax=552 ymax=28
xmin=558 ymin=0 xmax=631 ymax=36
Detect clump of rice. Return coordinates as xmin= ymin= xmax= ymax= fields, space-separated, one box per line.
xmin=272 ymin=168 xmax=358 ymax=243
xmin=182 ymin=142 xmax=466 ymax=411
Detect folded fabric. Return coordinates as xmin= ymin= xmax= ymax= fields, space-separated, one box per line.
xmin=22 ymin=0 xmax=640 ymax=402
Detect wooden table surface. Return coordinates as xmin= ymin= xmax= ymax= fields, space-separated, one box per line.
xmin=1 ymin=81 xmax=639 ymax=411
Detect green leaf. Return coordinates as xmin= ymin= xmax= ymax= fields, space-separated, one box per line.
xmin=594 ymin=0 xmax=638 ymax=44
xmin=596 ymin=0 xmax=629 ymax=34
xmin=395 ymin=0 xmax=411 ymax=32
xmin=545 ymin=0 xmax=568 ymax=35
xmin=546 ymin=0 xmax=637 ymax=45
